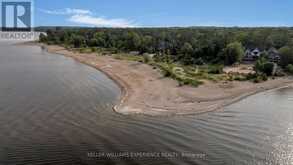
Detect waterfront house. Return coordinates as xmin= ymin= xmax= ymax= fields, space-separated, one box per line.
xmin=267 ymin=47 xmax=281 ymax=63
xmin=243 ymin=48 xmax=261 ymax=61
xmin=243 ymin=48 xmax=280 ymax=63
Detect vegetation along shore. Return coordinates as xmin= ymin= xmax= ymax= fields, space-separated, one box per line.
xmin=37 ymin=27 xmax=293 ymax=116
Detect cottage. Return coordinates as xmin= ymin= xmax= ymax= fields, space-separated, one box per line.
xmin=243 ymin=48 xmax=281 ymax=63
xmin=243 ymin=48 xmax=261 ymax=61
xmin=267 ymin=47 xmax=281 ymax=62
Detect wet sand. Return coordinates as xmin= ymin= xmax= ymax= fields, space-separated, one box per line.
xmin=33 ymin=43 xmax=293 ymax=116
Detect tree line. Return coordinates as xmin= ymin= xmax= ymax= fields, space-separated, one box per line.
xmin=39 ymin=27 xmax=293 ymax=69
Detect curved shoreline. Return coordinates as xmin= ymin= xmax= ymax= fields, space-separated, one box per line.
xmin=30 ymin=43 xmax=293 ymax=116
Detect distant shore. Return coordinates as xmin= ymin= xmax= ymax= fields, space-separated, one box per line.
xmin=28 ymin=42 xmax=293 ymax=116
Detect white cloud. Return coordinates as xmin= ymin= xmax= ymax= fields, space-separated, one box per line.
xmin=68 ymin=14 xmax=136 ymax=27
xmin=39 ymin=8 xmax=137 ymax=27
xmin=39 ymin=8 xmax=92 ymax=15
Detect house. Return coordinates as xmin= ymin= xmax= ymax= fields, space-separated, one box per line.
xmin=267 ymin=47 xmax=281 ymax=63
xmin=243 ymin=48 xmax=261 ymax=61
xmin=243 ymin=47 xmax=281 ymax=63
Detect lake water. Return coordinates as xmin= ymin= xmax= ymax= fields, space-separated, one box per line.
xmin=0 ymin=41 xmax=292 ymax=165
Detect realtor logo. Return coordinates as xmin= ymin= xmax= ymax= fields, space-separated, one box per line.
xmin=1 ymin=0 xmax=32 ymax=31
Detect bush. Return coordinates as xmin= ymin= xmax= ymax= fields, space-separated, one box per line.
xmin=254 ymin=57 xmax=266 ymax=74
xmin=253 ymin=74 xmax=268 ymax=83
xmin=143 ymin=54 xmax=151 ymax=64
xmin=246 ymin=73 xmax=257 ymax=80
xmin=262 ymin=74 xmax=268 ymax=81
xmin=234 ymin=75 xmax=247 ymax=81
xmin=263 ymin=62 xmax=275 ymax=76
xmin=39 ymin=33 xmax=47 ymax=43
xmin=253 ymin=76 xmax=262 ymax=83
xmin=286 ymin=64 xmax=293 ymax=74
xmin=254 ymin=57 xmax=275 ymax=76
xmin=159 ymin=64 xmax=173 ymax=77
xmin=91 ymin=47 xmax=97 ymax=52
xmin=182 ymin=78 xmax=203 ymax=87
xmin=207 ymin=65 xmax=224 ymax=74
xmin=157 ymin=64 xmax=203 ymax=87
xmin=108 ymin=48 xmax=119 ymax=54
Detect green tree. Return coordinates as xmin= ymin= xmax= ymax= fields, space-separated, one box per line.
xmin=180 ymin=42 xmax=194 ymax=65
xmin=254 ymin=57 xmax=266 ymax=74
xmin=140 ymin=35 xmax=154 ymax=53
xmin=254 ymin=57 xmax=275 ymax=76
xmin=126 ymin=31 xmax=142 ymax=51
xmin=279 ymin=46 xmax=293 ymax=67
xmin=94 ymin=32 xmax=106 ymax=47
xmin=223 ymin=42 xmax=244 ymax=65
xmin=39 ymin=33 xmax=47 ymax=43
xmin=71 ymin=35 xmax=85 ymax=48
xmin=88 ymin=38 xmax=98 ymax=47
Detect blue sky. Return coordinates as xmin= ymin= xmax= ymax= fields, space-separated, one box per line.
xmin=33 ymin=0 xmax=293 ymax=27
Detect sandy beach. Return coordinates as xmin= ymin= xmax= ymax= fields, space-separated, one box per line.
xmin=32 ymin=43 xmax=293 ymax=116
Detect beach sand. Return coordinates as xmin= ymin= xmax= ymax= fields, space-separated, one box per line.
xmin=33 ymin=43 xmax=293 ymax=116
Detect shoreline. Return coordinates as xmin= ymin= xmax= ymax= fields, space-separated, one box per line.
xmin=28 ymin=42 xmax=293 ymax=116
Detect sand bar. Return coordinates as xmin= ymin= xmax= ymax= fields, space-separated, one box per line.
xmin=31 ymin=43 xmax=293 ymax=116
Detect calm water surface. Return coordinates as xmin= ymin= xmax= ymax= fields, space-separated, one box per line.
xmin=0 ymin=41 xmax=292 ymax=165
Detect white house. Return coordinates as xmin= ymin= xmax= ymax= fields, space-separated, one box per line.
xmin=244 ymin=48 xmax=261 ymax=61
xmin=267 ymin=47 xmax=281 ymax=62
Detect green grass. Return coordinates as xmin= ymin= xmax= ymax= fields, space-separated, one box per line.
xmin=154 ymin=63 xmax=204 ymax=87
xmin=113 ymin=54 xmax=144 ymax=62
xmin=64 ymin=46 xmax=264 ymax=87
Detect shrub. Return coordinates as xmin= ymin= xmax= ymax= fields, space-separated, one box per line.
xmin=173 ymin=67 xmax=185 ymax=77
xmin=143 ymin=54 xmax=151 ymax=64
xmin=263 ymin=62 xmax=275 ymax=76
xmin=254 ymin=57 xmax=275 ymax=76
xmin=182 ymin=78 xmax=203 ymax=87
xmin=286 ymin=64 xmax=293 ymax=74
xmin=234 ymin=75 xmax=247 ymax=81
xmin=108 ymin=48 xmax=119 ymax=54
xmin=262 ymin=74 xmax=268 ymax=81
xmin=176 ymin=77 xmax=202 ymax=87
xmin=39 ymin=33 xmax=47 ymax=43
xmin=79 ymin=48 xmax=92 ymax=53
xmin=207 ymin=65 xmax=224 ymax=74
xmin=253 ymin=74 xmax=268 ymax=83
xmin=91 ymin=47 xmax=97 ymax=52
xmin=157 ymin=64 xmax=203 ymax=87
xmin=253 ymin=75 xmax=263 ymax=83
xmin=254 ymin=57 xmax=266 ymax=74
xmin=246 ymin=73 xmax=257 ymax=80
xmin=159 ymin=64 xmax=173 ymax=77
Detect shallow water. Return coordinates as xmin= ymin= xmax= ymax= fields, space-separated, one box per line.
xmin=0 ymin=41 xmax=292 ymax=165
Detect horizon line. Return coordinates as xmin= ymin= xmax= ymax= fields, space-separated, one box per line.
xmin=32 ymin=25 xmax=293 ymax=28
